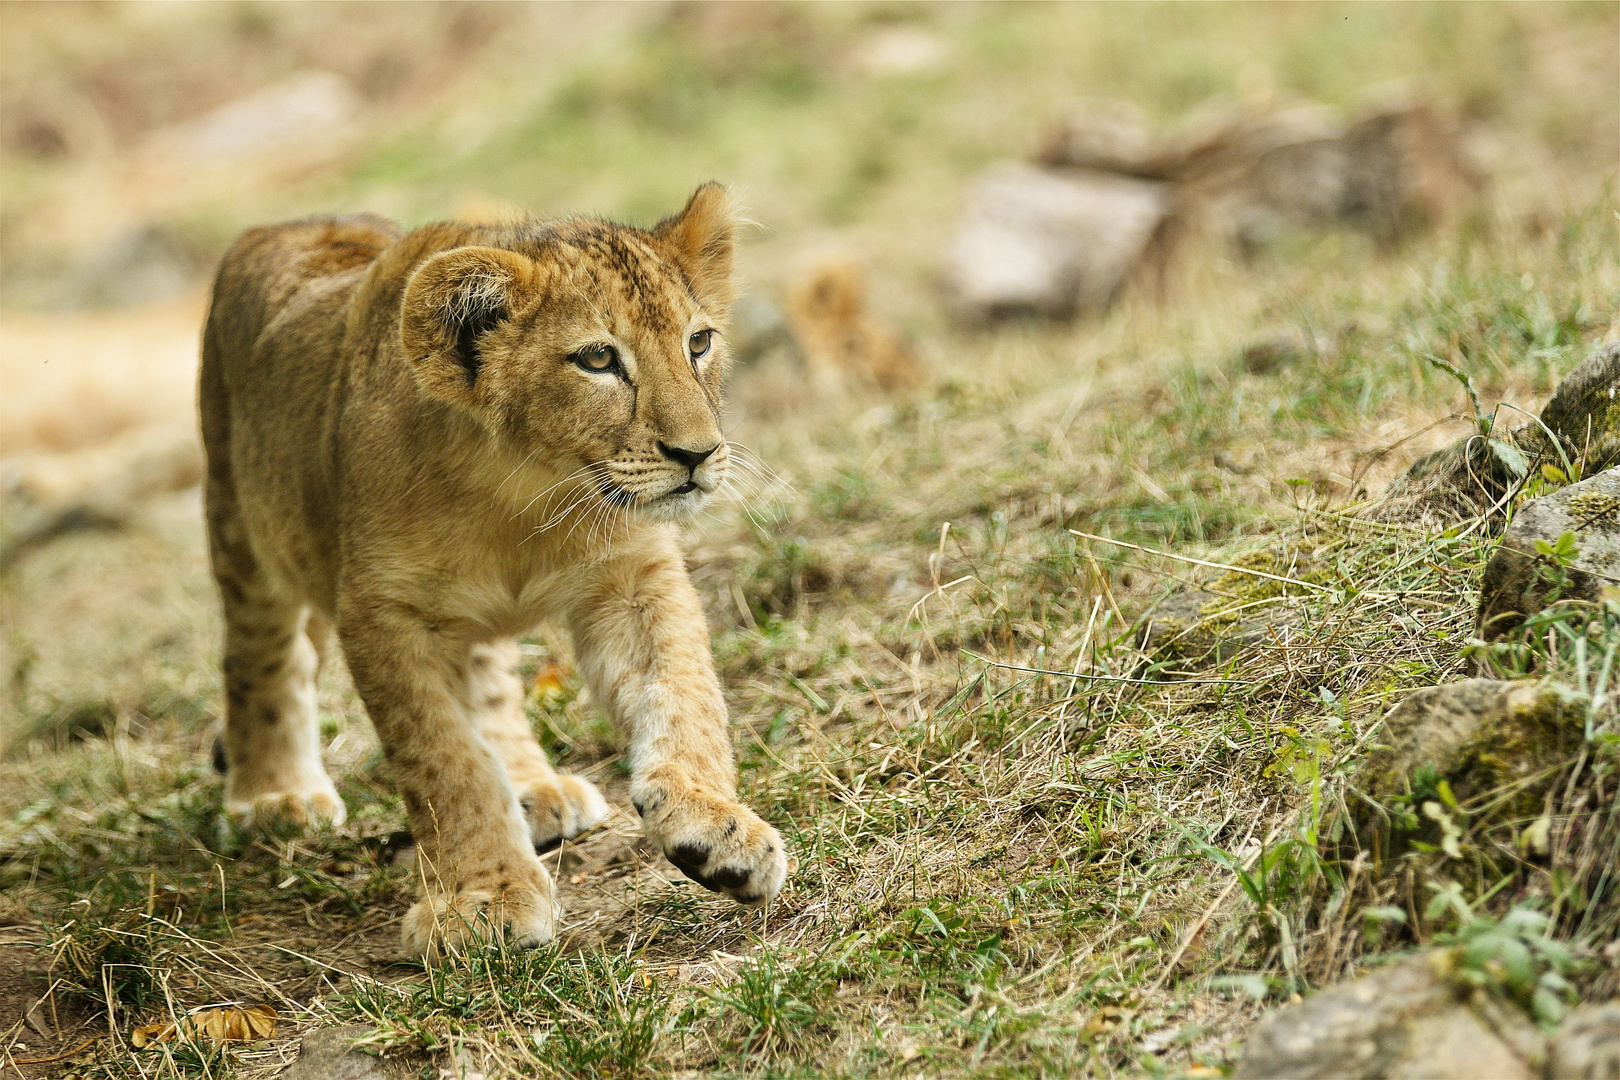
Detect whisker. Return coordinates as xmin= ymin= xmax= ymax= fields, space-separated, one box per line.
xmin=496 ymin=445 xmax=544 ymax=495
xmin=516 ymin=458 xmax=610 ymax=519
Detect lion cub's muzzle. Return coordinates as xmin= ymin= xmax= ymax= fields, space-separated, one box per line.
xmin=658 ymin=439 xmax=722 ymax=498
xmin=599 ymin=439 xmax=727 ymax=522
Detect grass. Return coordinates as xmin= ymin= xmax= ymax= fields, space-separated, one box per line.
xmin=2 ymin=3 xmax=1618 ymax=1077
xmin=5 ymin=202 xmax=1614 ymax=1076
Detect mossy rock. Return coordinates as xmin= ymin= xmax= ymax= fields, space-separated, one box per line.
xmin=1233 ymin=952 xmax=1541 ymax=1080
xmin=1376 ymin=343 xmax=1618 ymax=525
xmin=1347 ymin=679 xmax=1585 ymax=861
xmin=1546 ymin=1002 xmax=1620 ymax=1080
xmin=1136 ymin=588 xmax=1304 ymax=668
xmin=1477 ymin=468 xmax=1619 ymax=643
xmin=1540 ymin=341 xmax=1620 ymax=475
xmin=1374 ymin=431 xmax=1532 ymax=525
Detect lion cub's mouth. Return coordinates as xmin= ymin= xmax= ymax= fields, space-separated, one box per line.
xmin=591 ymin=476 xmax=711 ymax=520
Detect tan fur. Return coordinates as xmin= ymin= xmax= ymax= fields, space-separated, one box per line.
xmin=784 ymin=257 xmax=926 ymax=395
xmin=199 ymin=186 xmax=788 ymax=956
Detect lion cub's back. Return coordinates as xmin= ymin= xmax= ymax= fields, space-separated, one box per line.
xmin=203 ymin=214 xmax=402 ymax=370
xmin=200 ymin=214 xmax=403 ymax=599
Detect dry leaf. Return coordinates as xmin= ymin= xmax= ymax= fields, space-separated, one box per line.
xmin=532 ymin=660 xmax=569 ymax=701
xmin=130 ymin=1021 xmax=177 ymax=1048
xmin=131 ymin=1003 xmax=277 ymax=1048
xmin=1081 ymin=1004 xmax=1126 ymax=1038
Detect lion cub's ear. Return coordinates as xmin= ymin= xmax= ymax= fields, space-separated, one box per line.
xmin=654 ymin=182 xmax=737 ymax=317
xmin=401 ymin=246 xmax=538 ymax=405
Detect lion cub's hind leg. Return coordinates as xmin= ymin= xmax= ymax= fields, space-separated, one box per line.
xmin=468 ymin=642 xmax=609 ymax=852
xmin=216 ymin=594 xmax=346 ymax=830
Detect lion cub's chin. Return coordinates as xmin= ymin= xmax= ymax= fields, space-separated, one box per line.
xmin=634 ymin=488 xmax=711 ymax=524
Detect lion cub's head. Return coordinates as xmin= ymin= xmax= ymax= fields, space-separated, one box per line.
xmin=400 ymin=184 xmax=738 ymax=524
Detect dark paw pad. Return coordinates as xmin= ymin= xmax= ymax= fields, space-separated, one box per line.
xmin=698 ymin=865 xmax=751 ymax=891
xmin=667 ymin=842 xmax=711 ymax=877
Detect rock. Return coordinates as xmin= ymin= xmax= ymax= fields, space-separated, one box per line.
xmin=946 ymin=162 xmax=1169 ymax=320
xmin=1337 ymin=97 xmax=1485 ymax=244
xmin=281 ymin=1025 xmax=417 ymax=1080
xmin=63 ymin=224 xmax=210 ymax=308
xmin=1241 ymin=330 xmax=1314 ymax=375
xmin=1137 ymin=590 xmax=1299 ymax=667
xmin=143 ymin=70 xmax=361 ymax=167
xmin=1037 ymin=100 xmax=1168 ymax=177
xmin=1178 ymin=105 xmax=1352 ymax=252
xmin=1547 ymin=1001 xmax=1620 ymax=1080
xmin=1540 ymin=342 xmax=1620 ymax=475
xmin=1354 ymin=680 xmax=1581 ymax=835
xmin=1040 ymin=93 xmax=1482 ymax=245
xmin=956 ymin=92 xmax=1482 ymax=321
xmin=1373 ymin=432 xmax=1527 ymax=525
xmin=1477 ymin=469 xmax=1620 ymax=642
xmin=1375 ymin=344 xmax=1618 ymax=527
xmin=849 ymin=26 xmax=948 ymax=77
xmin=1175 ymin=96 xmax=1481 ymax=252
xmin=1233 ymin=954 xmax=1539 ymax=1080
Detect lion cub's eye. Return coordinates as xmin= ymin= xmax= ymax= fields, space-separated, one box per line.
xmin=688 ymin=329 xmax=714 ymax=360
xmin=571 ymin=344 xmax=619 ymax=372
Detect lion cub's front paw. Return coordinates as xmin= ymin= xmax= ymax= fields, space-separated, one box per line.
xmin=518 ymin=773 xmax=610 ymax=853
xmin=636 ymin=786 xmax=788 ymax=904
xmin=224 ymin=775 xmax=347 ymax=830
xmin=402 ymin=857 xmax=558 ymax=959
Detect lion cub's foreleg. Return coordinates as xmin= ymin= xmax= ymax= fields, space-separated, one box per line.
xmin=466 ymin=641 xmax=609 ymax=852
xmin=340 ymin=607 xmax=557 ymax=957
xmin=569 ymin=547 xmax=789 ymax=905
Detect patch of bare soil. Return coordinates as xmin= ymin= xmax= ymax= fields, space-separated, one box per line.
xmin=0 ymin=929 xmax=100 ymax=1077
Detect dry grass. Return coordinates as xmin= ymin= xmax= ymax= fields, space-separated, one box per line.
xmin=1 ymin=4 xmax=1617 ymax=1077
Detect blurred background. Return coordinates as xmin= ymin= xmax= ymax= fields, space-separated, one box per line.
xmin=0 ymin=0 xmax=1616 ymax=734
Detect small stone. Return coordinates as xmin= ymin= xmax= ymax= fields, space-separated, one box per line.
xmin=1137 ymin=576 xmax=1307 ymax=669
xmin=281 ymin=1025 xmax=417 ymax=1080
xmin=1241 ymin=330 xmax=1313 ymax=375
xmin=1547 ymin=1001 xmax=1620 ymax=1080
xmin=1137 ymin=590 xmax=1269 ymax=667
xmin=1540 ymin=342 xmax=1620 ymax=475
xmin=1138 ymin=591 xmax=1223 ymax=649
xmin=1477 ymin=468 xmax=1619 ymax=642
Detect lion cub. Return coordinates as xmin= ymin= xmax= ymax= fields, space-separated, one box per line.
xmin=201 ymin=185 xmax=788 ymax=955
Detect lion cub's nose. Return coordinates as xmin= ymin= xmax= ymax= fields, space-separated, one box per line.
xmin=657 ymin=441 xmax=720 ymax=470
